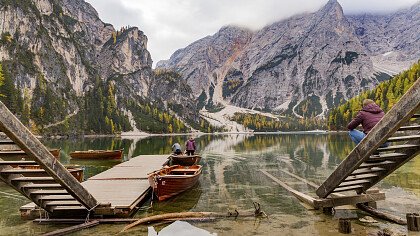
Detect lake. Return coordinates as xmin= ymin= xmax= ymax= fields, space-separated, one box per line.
xmin=0 ymin=133 xmax=419 ymax=235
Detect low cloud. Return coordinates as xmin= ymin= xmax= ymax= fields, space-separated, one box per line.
xmin=85 ymin=0 xmax=418 ymax=66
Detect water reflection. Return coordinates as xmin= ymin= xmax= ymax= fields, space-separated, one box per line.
xmin=0 ymin=133 xmax=418 ymax=235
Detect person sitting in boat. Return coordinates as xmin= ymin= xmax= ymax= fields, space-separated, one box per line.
xmin=171 ymin=143 xmax=182 ymax=155
xmin=347 ymin=99 xmax=388 ymax=147
xmin=185 ymin=137 xmax=196 ymax=156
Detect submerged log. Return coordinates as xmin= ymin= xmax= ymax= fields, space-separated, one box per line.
xmin=121 ymin=211 xmax=263 ymax=232
xmin=356 ymin=203 xmax=406 ymax=225
xmin=42 ymin=220 xmax=99 ymax=236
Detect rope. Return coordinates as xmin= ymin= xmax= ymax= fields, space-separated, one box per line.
xmin=85 ymin=203 xmax=100 ymax=223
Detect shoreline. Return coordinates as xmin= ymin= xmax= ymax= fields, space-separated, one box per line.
xmin=41 ymin=130 xmax=348 ymax=139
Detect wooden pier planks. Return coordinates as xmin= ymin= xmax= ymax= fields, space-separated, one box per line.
xmin=21 ymin=155 xmax=169 ymax=217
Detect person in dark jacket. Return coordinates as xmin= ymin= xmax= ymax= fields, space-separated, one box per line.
xmin=347 ymin=99 xmax=386 ymax=145
xmin=185 ymin=137 xmax=196 ymax=156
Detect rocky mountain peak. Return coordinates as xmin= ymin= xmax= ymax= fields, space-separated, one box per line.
xmin=316 ymin=0 xmax=345 ymax=22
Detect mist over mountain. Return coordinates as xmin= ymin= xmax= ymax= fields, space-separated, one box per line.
xmin=157 ymin=0 xmax=418 ymax=118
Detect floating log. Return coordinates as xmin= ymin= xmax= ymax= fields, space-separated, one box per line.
xmin=42 ymin=220 xmax=99 ymax=236
xmin=34 ymin=218 xmax=139 ymax=224
xmin=406 ymin=213 xmax=420 ymax=231
xmin=356 ymin=203 xmax=406 ymax=225
xmin=338 ymin=218 xmax=351 ymax=234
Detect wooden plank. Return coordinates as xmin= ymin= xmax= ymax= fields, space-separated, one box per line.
xmin=398 ymin=125 xmax=420 ymax=131
xmin=360 ymin=161 xmax=395 ymax=168
xmin=277 ymin=169 xmax=320 ymax=188
xmin=261 ymin=170 xmax=317 ymax=208
xmin=38 ymin=196 xmax=76 ymax=201
xmin=12 ymin=177 xmax=55 ymax=182
xmin=0 ymin=161 xmax=37 ymax=165
xmin=49 ymin=206 xmax=87 ymax=211
xmin=44 ymin=201 xmax=82 ymax=207
xmin=0 ymin=139 xmax=15 ymax=144
xmin=350 ymin=167 xmax=386 ymax=175
xmin=0 ymin=101 xmax=98 ymax=209
xmin=366 ymin=153 xmax=407 ymax=162
xmin=1 ymin=169 xmax=46 ymax=174
xmin=338 ymin=179 xmax=371 ymax=187
xmin=29 ymin=190 xmax=69 ymax=196
xmin=22 ymin=184 xmax=63 ymax=190
xmin=332 ymin=185 xmax=364 ymax=193
xmin=377 ymin=144 xmax=419 ymax=151
xmin=344 ymin=173 xmax=379 ymax=182
xmin=316 ymin=79 xmax=420 ymax=198
xmin=42 ymin=220 xmax=99 ymax=236
xmin=313 ymin=192 xmax=385 ymax=208
xmin=81 ymin=155 xmax=168 ymax=209
xmin=34 ymin=218 xmax=140 ymax=224
xmin=387 ymin=135 xmax=420 ymax=142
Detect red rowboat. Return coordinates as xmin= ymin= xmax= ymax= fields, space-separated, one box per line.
xmin=148 ymin=165 xmax=202 ymax=201
xmin=69 ymin=149 xmax=123 ymax=160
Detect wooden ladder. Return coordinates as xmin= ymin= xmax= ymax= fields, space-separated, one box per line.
xmin=317 ymin=79 xmax=420 ymax=198
xmin=0 ymin=102 xmax=98 ymax=216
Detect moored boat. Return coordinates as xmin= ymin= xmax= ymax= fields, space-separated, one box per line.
xmin=168 ymin=154 xmax=201 ymax=166
xmin=69 ymin=149 xmax=123 ymax=160
xmin=148 ymin=165 xmax=202 ymax=201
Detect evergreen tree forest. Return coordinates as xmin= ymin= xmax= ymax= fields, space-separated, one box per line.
xmin=230 ymin=113 xmax=327 ymax=131
xmin=328 ymin=60 xmax=420 ymax=130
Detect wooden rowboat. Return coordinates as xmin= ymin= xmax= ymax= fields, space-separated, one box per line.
xmin=168 ymin=154 xmax=201 ymax=166
xmin=148 ymin=165 xmax=202 ymax=201
xmin=69 ymin=149 xmax=123 ymax=160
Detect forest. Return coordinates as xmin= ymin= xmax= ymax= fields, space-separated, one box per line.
xmin=327 ymin=60 xmax=419 ymax=130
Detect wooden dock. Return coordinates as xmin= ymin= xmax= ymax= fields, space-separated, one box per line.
xmin=20 ymin=155 xmax=169 ymax=218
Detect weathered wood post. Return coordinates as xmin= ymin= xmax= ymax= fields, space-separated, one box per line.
xmin=406 ymin=213 xmax=420 ymax=231
xmin=338 ymin=218 xmax=351 ymax=234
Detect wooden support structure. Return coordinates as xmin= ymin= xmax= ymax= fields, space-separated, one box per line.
xmin=261 ymin=170 xmax=385 ymax=209
xmin=406 ymin=213 xmax=420 ymax=231
xmin=338 ymin=219 xmax=351 ymax=234
xmin=0 ymin=101 xmax=98 ymax=210
xmin=317 ymin=79 xmax=420 ymax=198
xmin=261 ymin=170 xmax=317 ymax=208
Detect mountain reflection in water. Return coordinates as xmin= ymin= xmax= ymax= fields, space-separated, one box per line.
xmin=0 ymin=133 xmax=417 ymax=235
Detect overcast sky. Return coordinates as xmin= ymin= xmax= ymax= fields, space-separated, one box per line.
xmin=84 ymin=0 xmax=418 ymax=66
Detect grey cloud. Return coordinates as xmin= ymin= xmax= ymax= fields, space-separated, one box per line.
xmin=85 ymin=0 xmax=419 ymax=66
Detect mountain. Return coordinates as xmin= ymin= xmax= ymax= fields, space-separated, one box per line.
xmin=157 ymin=0 xmax=418 ymax=119
xmin=347 ymin=2 xmax=420 ymax=75
xmin=0 ymin=0 xmax=204 ymax=134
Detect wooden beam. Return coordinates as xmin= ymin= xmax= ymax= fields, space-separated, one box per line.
xmin=316 ymin=79 xmax=420 ymax=198
xmin=356 ymin=203 xmax=406 ymax=225
xmin=0 ymin=101 xmax=98 ymax=209
xmin=261 ymin=170 xmax=317 ymax=208
xmin=42 ymin=220 xmax=100 ymax=236
xmin=313 ymin=192 xmax=385 ymax=208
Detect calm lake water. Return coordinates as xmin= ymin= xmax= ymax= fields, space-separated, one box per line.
xmin=0 ymin=133 xmax=419 ymax=235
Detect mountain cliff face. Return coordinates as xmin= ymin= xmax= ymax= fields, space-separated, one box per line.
xmin=158 ymin=0 xmax=418 ymax=118
xmin=347 ymin=2 xmax=420 ymax=74
xmin=0 ymin=0 xmax=197 ymax=134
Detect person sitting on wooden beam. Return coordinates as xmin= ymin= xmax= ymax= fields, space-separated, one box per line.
xmin=347 ymin=99 xmax=389 ymax=149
